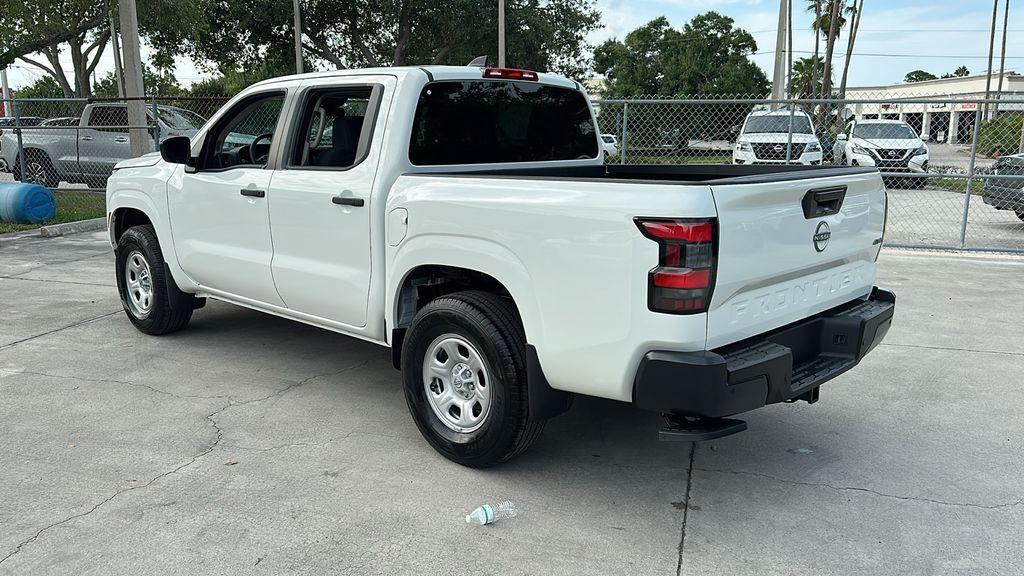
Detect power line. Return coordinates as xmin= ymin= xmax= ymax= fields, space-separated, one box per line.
xmin=757 ymin=49 xmax=1024 ymax=59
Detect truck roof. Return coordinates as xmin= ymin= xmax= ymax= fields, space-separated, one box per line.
xmin=250 ymin=65 xmax=580 ymax=91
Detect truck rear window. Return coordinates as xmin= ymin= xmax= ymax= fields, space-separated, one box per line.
xmin=409 ymin=80 xmax=598 ymax=165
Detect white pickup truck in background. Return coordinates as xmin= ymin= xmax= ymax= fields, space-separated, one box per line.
xmin=105 ymin=65 xmax=895 ymax=467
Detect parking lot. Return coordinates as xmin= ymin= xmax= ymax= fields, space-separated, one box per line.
xmin=0 ymin=231 xmax=1021 ymax=575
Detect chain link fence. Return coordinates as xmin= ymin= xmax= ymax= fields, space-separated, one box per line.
xmin=0 ymin=95 xmax=228 ymax=233
xmin=594 ymin=93 xmax=1024 ymax=253
xmin=2 ymin=91 xmax=1023 ymax=252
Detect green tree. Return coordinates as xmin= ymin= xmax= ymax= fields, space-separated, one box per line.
xmin=942 ymin=66 xmax=970 ymax=78
xmin=593 ymin=13 xmax=768 ymax=150
xmin=593 ymin=14 xmax=768 ymax=97
xmin=905 ymin=70 xmax=938 ymax=83
xmin=0 ymin=0 xmax=206 ymax=98
xmin=93 ymin=66 xmax=184 ymax=98
xmin=172 ymin=0 xmax=600 ymax=81
xmin=790 ymin=56 xmax=828 ymax=98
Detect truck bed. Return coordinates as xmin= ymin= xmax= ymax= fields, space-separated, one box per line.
xmin=421 ymin=163 xmax=879 ymax=184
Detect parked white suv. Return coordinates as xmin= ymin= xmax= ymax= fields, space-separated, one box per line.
xmin=834 ymin=119 xmax=929 ymax=187
xmin=105 ymin=65 xmax=894 ymax=466
xmin=600 ymin=133 xmax=619 ymax=159
xmin=733 ymin=108 xmax=823 ymax=165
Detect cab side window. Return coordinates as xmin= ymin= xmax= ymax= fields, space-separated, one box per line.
xmin=88 ymin=106 xmax=130 ymax=133
xmin=202 ymin=93 xmax=285 ymax=170
xmin=291 ymin=87 xmax=376 ymax=169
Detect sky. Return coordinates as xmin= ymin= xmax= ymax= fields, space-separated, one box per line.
xmin=3 ymin=0 xmax=1022 ymax=90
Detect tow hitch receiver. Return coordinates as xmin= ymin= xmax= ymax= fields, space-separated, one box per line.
xmin=659 ymin=415 xmax=748 ymax=442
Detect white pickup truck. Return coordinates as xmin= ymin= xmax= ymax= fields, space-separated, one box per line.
xmin=106 ymin=65 xmax=895 ymax=467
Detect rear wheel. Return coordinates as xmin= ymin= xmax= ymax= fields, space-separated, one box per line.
xmin=401 ymin=291 xmax=545 ymax=467
xmin=13 ymin=152 xmax=58 ymax=187
xmin=115 ymin=225 xmax=194 ymax=335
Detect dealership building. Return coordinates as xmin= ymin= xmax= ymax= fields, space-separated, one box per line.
xmin=844 ymin=72 xmax=1023 ymax=144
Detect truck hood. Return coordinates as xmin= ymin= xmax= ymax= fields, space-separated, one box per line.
xmin=114 ymin=152 xmax=163 ymax=170
xmin=850 ymin=137 xmax=923 ymax=150
xmin=739 ymin=133 xmax=819 ymax=145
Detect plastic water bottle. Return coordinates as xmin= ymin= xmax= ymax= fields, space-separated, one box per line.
xmin=465 ymin=500 xmax=517 ymax=525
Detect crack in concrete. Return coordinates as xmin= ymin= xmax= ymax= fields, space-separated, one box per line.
xmin=0 ymin=310 xmax=122 ymax=351
xmin=0 ymin=399 xmax=229 ymax=567
xmin=6 ymin=252 xmax=111 ymax=279
xmin=7 ymin=370 xmax=232 ymax=400
xmin=694 ymin=466 xmax=1023 ymax=510
xmin=880 ymin=342 xmax=1024 ymax=358
xmin=675 ymin=443 xmax=696 ymax=576
xmin=0 ymin=274 xmax=112 ymax=288
xmin=0 ymin=359 xmax=369 ymax=565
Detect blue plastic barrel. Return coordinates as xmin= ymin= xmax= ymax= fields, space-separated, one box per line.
xmin=0 ymin=183 xmax=56 ymax=224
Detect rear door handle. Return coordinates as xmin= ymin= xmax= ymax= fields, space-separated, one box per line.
xmin=240 ymin=188 xmax=266 ymax=198
xmin=80 ymin=136 xmax=94 ymax=141
xmin=113 ymin=136 xmax=128 ymax=143
xmin=332 ymin=196 xmax=364 ymax=207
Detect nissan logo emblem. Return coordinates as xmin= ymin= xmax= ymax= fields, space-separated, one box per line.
xmin=814 ymin=221 xmax=831 ymax=252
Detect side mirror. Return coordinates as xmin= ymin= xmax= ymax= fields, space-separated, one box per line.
xmin=160 ymin=135 xmax=191 ymax=164
xmin=836 ymin=133 xmax=848 ymax=141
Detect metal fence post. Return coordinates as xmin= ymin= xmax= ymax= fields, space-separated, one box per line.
xmin=785 ymin=103 xmax=796 ymax=164
xmin=151 ymin=97 xmax=160 ymax=151
xmin=958 ymin=107 xmax=984 ymax=248
xmin=12 ymin=97 xmax=27 ymax=183
xmin=620 ymin=101 xmax=629 ymax=164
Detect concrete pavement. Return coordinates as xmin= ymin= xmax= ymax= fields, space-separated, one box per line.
xmin=0 ymin=232 xmax=1021 ymax=575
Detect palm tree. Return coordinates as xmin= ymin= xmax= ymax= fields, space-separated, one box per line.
xmin=790 ymin=55 xmax=827 ymax=99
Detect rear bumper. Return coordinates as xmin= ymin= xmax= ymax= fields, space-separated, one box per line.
xmin=982 ymin=183 xmax=1024 ymax=210
xmin=634 ymin=287 xmax=895 ymax=418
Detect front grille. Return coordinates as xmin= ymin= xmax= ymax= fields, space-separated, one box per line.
xmin=871 ymin=149 xmax=909 ymax=161
xmin=752 ymin=142 xmax=806 ymax=160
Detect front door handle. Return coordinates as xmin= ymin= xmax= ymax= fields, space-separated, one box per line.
xmin=80 ymin=135 xmax=94 ymax=141
xmin=240 ymin=188 xmax=266 ymax=198
xmin=113 ymin=136 xmax=129 ymax=143
xmin=332 ymin=196 xmax=364 ymax=207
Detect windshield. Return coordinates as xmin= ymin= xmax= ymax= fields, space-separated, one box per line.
xmin=409 ymin=80 xmax=598 ymax=165
xmin=853 ymin=123 xmax=917 ymax=140
xmin=743 ymin=115 xmax=812 ymax=135
xmin=157 ymin=107 xmax=206 ymax=131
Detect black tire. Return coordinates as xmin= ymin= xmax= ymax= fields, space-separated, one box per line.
xmin=115 ymin=225 xmax=194 ymax=335
xmin=13 ymin=151 xmax=59 ymax=188
xmin=401 ymin=291 xmax=545 ymax=467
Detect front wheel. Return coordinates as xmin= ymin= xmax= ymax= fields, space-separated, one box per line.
xmin=401 ymin=291 xmax=545 ymax=467
xmin=115 ymin=225 xmax=194 ymax=335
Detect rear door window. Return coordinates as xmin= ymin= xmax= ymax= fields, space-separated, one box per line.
xmin=409 ymin=80 xmax=598 ymax=165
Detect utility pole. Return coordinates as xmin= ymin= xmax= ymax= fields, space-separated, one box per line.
xmin=293 ymin=0 xmax=303 ymax=74
xmin=995 ymin=0 xmax=1010 ymax=114
xmin=498 ymin=0 xmax=506 ymax=67
xmin=0 ymin=67 xmax=10 ymax=118
xmin=771 ymin=0 xmax=788 ymax=107
xmin=118 ymin=0 xmax=148 ymax=158
xmin=110 ymin=9 xmax=125 ymax=98
xmin=983 ymin=0 xmax=999 ymax=121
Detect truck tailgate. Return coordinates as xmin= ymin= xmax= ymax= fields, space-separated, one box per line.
xmin=706 ymin=170 xmax=885 ymax=349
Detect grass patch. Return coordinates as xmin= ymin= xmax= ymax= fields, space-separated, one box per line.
xmin=0 ymin=191 xmax=106 ymax=234
xmin=929 ymin=177 xmax=985 ymax=195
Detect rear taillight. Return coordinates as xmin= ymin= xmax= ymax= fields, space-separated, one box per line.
xmin=482 ymin=67 xmax=539 ymax=81
xmin=636 ymin=218 xmax=717 ymax=314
